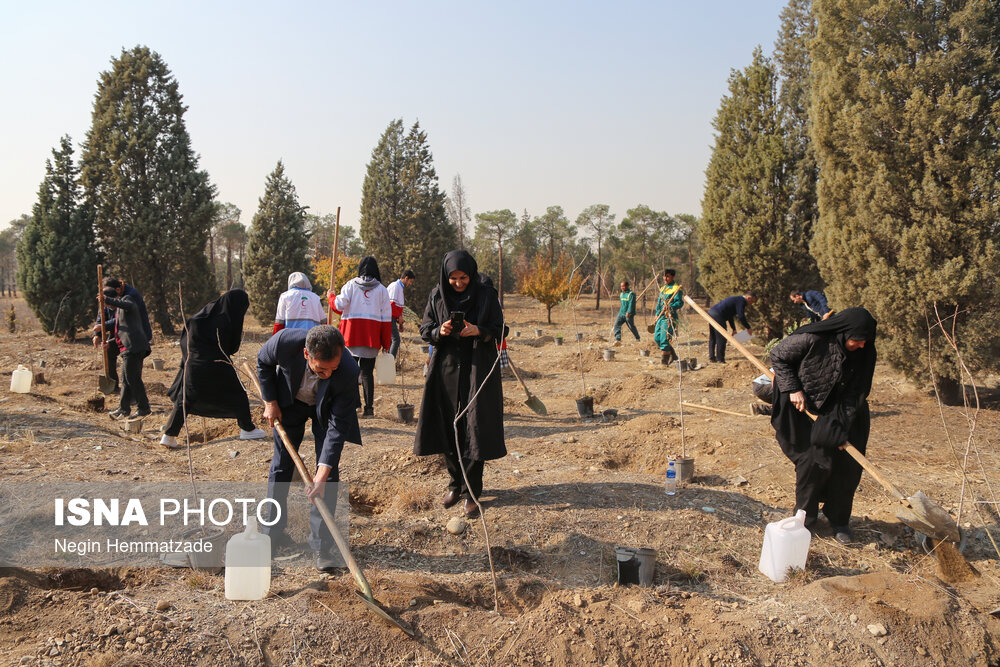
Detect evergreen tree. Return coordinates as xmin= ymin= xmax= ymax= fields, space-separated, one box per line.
xmin=698 ymin=49 xmax=810 ymax=337
xmin=80 ymin=46 xmax=216 ymax=334
xmin=16 ymin=136 xmax=97 ymax=339
xmin=534 ymin=206 xmax=576 ymax=262
xmin=471 ymin=209 xmax=518 ymax=305
xmin=810 ymin=0 xmax=1000 ymax=402
xmin=359 ymin=119 xmax=456 ymax=299
xmin=243 ymin=161 xmax=312 ymax=325
xmin=613 ymin=204 xmax=673 ymax=309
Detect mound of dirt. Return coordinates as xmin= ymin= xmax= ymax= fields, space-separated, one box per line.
xmin=598 ymin=412 xmax=681 ymax=473
xmin=591 ymin=373 xmax=664 ymax=407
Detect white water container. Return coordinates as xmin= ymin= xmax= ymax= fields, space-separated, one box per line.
xmin=375 ymin=352 xmax=396 ymax=385
xmin=9 ymin=365 xmax=32 ymax=393
xmin=758 ymin=509 xmax=811 ymax=582
xmin=224 ymin=518 xmax=271 ymax=600
xmin=733 ymin=330 xmax=752 ymax=343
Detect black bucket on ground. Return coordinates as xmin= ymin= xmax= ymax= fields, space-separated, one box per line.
xmin=396 ymin=403 xmax=415 ymax=423
xmin=615 ymin=546 xmax=656 ymax=586
xmin=576 ymin=396 xmax=594 ymax=418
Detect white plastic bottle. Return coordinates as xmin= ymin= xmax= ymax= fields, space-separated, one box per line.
xmin=224 ymin=518 xmax=271 ymax=600
xmin=758 ymin=509 xmax=812 ymax=582
xmin=665 ymin=461 xmax=677 ymax=496
xmin=9 ymin=365 xmax=32 ymax=393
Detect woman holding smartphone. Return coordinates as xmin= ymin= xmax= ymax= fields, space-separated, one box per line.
xmin=414 ymin=250 xmax=506 ymax=518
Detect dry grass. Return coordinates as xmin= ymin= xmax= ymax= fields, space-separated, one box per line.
xmin=394 ymin=487 xmax=433 ymax=512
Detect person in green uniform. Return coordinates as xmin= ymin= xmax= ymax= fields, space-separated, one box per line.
xmin=654 ymin=269 xmax=683 ymax=364
xmin=613 ymin=280 xmax=639 ymax=343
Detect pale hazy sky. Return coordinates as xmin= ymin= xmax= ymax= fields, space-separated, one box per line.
xmin=1 ymin=1 xmax=788 ymax=234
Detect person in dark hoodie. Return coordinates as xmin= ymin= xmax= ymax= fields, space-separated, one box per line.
xmin=102 ymin=279 xmax=153 ymax=419
xmin=768 ymin=307 xmax=878 ymax=544
xmin=329 ymin=257 xmax=392 ymax=417
xmin=159 ymin=290 xmax=267 ymax=448
xmin=414 ymin=250 xmax=506 ymax=518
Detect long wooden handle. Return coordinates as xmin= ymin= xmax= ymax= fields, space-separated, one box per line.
xmin=507 ymin=360 xmax=533 ymax=398
xmin=681 ymin=401 xmax=750 ymax=418
xmin=243 ymin=363 xmax=373 ymax=599
xmin=683 ymin=295 xmax=769 ymax=376
xmin=97 ymin=266 xmax=110 ymax=375
xmin=327 ymin=207 xmax=341 ymax=325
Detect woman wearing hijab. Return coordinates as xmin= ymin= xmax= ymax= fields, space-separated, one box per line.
xmin=160 ymin=290 xmax=266 ymax=448
xmin=769 ymin=307 xmax=878 ymax=543
xmin=414 ymin=251 xmax=506 ymax=518
xmin=329 ymin=256 xmax=392 ymax=417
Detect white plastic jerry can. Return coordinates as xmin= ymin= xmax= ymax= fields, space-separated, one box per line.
xmin=9 ymin=365 xmax=32 ymax=393
xmin=375 ymin=351 xmax=396 ymax=385
xmin=224 ymin=518 xmax=271 ymax=600
xmin=758 ymin=509 xmax=812 ymax=582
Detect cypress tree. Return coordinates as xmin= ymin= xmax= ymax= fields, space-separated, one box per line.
xmin=16 ymin=136 xmax=97 ymax=339
xmin=810 ymin=0 xmax=1000 ymax=402
xmin=698 ymin=48 xmax=810 ymax=337
xmin=80 ymin=46 xmax=216 ymax=334
xmin=243 ymin=161 xmax=312 ymax=326
xmin=360 ymin=119 xmax=456 ymax=299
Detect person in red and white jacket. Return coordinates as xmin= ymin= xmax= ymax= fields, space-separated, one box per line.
xmin=387 ymin=269 xmax=415 ymax=358
xmin=328 ymin=256 xmax=392 ymax=417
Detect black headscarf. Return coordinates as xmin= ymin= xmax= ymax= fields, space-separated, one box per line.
xmin=440 ymin=250 xmax=480 ymax=312
xmin=358 ymin=256 xmax=382 ymax=283
xmin=189 ymin=289 xmax=249 ymax=356
xmin=796 ymin=306 xmax=878 ymax=409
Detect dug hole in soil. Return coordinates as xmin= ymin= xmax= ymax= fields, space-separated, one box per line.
xmin=0 ymin=294 xmax=998 ymax=666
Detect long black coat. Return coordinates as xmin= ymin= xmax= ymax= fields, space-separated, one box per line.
xmin=167 ymin=291 xmax=251 ymax=419
xmin=413 ymin=284 xmax=506 ymax=461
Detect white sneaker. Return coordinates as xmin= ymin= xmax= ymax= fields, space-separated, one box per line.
xmin=239 ymin=428 xmax=267 ymax=440
xmin=160 ymin=434 xmax=182 ymax=449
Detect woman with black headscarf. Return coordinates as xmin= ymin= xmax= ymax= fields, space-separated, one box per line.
xmin=329 ymin=256 xmax=392 ymax=417
xmin=160 ymin=290 xmax=266 ymax=448
xmin=769 ymin=307 xmax=878 ymax=543
xmin=414 ymin=250 xmax=506 ymax=518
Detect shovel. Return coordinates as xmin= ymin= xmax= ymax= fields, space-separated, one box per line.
xmin=683 ymin=295 xmax=961 ymax=544
xmin=244 ymin=365 xmax=414 ymax=636
xmin=507 ymin=360 xmax=547 ymax=415
xmin=96 ymin=266 xmax=117 ymax=395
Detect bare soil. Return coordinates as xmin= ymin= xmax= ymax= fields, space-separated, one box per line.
xmin=0 ymin=294 xmax=998 ymax=666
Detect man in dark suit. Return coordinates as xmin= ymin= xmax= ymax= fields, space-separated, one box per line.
xmin=257 ymin=325 xmax=362 ymax=571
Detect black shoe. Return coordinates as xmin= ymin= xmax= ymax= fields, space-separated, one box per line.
xmin=463 ymin=499 xmax=480 ymax=518
xmin=266 ymin=531 xmax=296 ymax=549
xmin=361 ymin=407 xmax=374 ymax=418
xmin=108 ymin=408 xmax=127 ymax=419
xmin=315 ymin=550 xmax=342 ymax=572
xmin=441 ymin=490 xmax=460 ymax=508
xmin=128 ymin=407 xmax=151 ymax=419
xmin=833 ymin=527 xmax=853 ymax=544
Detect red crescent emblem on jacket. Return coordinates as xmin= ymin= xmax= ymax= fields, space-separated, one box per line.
xmin=363 ymin=289 xmax=371 ymax=299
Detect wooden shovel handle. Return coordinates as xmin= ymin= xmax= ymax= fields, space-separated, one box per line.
xmin=507 ymin=360 xmax=532 ymax=396
xmin=681 ymin=401 xmax=749 ymax=418
xmin=242 ymin=363 xmax=373 ymax=599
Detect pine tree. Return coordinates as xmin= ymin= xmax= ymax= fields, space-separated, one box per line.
xmin=613 ymin=205 xmax=673 ymax=310
xmin=471 ymin=209 xmax=518 ymax=305
xmin=810 ymin=0 xmax=1000 ymax=402
xmin=17 ymin=136 xmax=97 ymax=339
xmin=698 ymin=49 xmax=811 ymax=337
xmin=534 ymin=206 xmax=575 ymax=263
xmin=243 ymin=161 xmax=313 ymax=326
xmin=575 ymin=205 xmax=616 ymax=310
xmin=80 ymin=46 xmax=216 ymax=334
xmin=359 ymin=120 xmax=456 ymax=299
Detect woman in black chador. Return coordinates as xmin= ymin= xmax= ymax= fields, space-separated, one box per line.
xmin=414 ymin=250 xmax=506 ymax=518
xmin=159 ymin=290 xmax=266 ymax=448
xmin=769 ymin=307 xmax=878 ymax=544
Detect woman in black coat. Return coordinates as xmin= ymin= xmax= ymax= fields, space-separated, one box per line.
xmin=160 ymin=290 xmax=266 ymax=448
xmin=769 ymin=307 xmax=877 ymax=543
xmin=414 ymin=250 xmax=506 ymax=517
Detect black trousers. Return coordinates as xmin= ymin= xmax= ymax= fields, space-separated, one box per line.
xmin=443 ymin=446 xmax=484 ymax=500
xmin=263 ymin=400 xmax=341 ymax=552
xmin=777 ymin=403 xmax=869 ymax=529
xmin=163 ymin=401 xmax=256 ymax=437
xmin=106 ymin=344 xmax=120 ymax=389
xmin=708 ymin=315 xmax=728 ymax=361
xmin=119 ymin=350 xmax=149 ymax=412
xmin=355 ymin=355 xmax=376 ymax=410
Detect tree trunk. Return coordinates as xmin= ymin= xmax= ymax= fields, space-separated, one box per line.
xmin=935 ymin=375 xmax=964 ymax=407
xmin=546 ymin=305 xmax=552 ymax=324
xmin=498 ymin=241 xmax=504 ymax=309
xmin=153 ymin=293 xmax=175 ymax=337
xmin=225 ymin=246 xmax=233 ymax=290
xmin=595 ymin=237 xmax=602 ymax=310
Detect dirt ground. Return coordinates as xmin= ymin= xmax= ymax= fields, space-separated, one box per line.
xmin=0 ymin=293 xmax=998 ymax=667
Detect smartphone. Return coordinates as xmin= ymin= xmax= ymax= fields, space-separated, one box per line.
xmin=450 ymin=311 xmax=465 ymax=333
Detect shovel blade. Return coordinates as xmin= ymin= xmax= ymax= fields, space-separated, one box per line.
xmin=98 ymin=374 xmax=117 ymax=395
xmin=525 ymin=395 xmax=547 ymax=416
xmin=355 ymin=590 xmax=415 ymax=636
xmin=906 ymin=491 xmax=961 ymax=543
